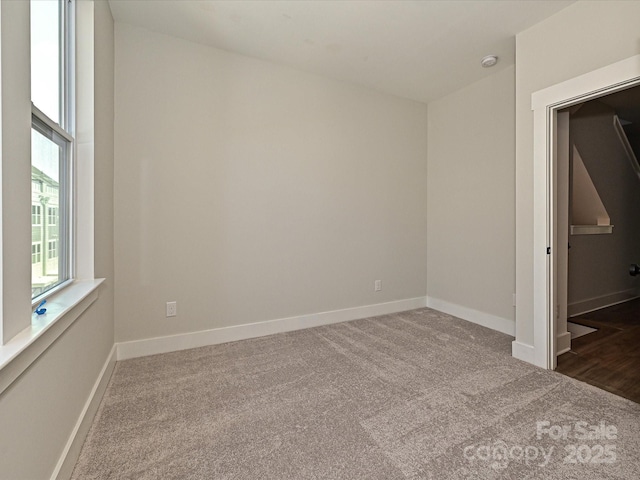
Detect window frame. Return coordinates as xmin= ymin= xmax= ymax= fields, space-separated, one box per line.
xmin=31 ymin=109 xmax=73 ymax=303
xmin=30 ymin=0 xmax=75 ymax=304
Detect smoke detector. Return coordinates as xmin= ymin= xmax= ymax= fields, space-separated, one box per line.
xmin=481 ymin=55 xmax=498 ymax=68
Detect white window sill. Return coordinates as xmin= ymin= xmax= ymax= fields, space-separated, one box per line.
xmin=0 ymin=278 xmax=104 ymax=395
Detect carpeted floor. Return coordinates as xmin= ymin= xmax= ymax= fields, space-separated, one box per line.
xmin=72 ymin=308 xmax=640 ymax=479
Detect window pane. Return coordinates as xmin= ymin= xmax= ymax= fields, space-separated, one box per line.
xmin=32 ymin=128 xmax=64 ymax=298
xmin=31 ymin=0 xmax=61 ymax=124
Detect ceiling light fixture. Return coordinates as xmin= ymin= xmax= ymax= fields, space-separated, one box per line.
xmin=481 ymin=55 xmax=498 ymax=68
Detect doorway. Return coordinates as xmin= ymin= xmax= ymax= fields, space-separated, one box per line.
xmin=552 ymin=86 xmax=640 ymax=403
xmin=529 ymin=53 xmax=640 ymax=371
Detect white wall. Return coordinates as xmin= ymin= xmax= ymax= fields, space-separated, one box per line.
xmin=515 ymin=0 xmax=640 ymax=347
xmin=95 ymin=0 xmax=115 ymax=309
xmin=0 ymin=1 xmax=115 ymax=478
xmin=426 ymin=66 xmax=515 ymax=331
xmin=0 ymin=0 xmax=32 ymax=343
xmin=114 ymin=24 xmax=428 ymax=343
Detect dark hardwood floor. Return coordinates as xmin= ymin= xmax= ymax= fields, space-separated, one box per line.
xmin=556 ymin=298 xmax=640 ymax=404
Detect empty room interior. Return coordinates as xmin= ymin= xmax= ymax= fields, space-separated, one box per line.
xmin=1 ymin=1 xmax=640 ymax=479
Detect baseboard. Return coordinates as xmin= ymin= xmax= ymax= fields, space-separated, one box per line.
xmin=117 ymin=296 xmax=428 ymax=361
xmin=568 ymin=289 xmax=639 ymax=317
xmin=425 ymin=296 xmax=515 ymax=336
xmin=52 ymin=344 xmax=117 ymax=480
xmin=512 ymin=340 xmax=535 ymax=364
xmin=557 ymin=331 xmax=571 ymax=355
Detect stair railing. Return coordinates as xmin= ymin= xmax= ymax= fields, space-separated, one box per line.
xmin=613 ymin=115 xmax=640 ymax=181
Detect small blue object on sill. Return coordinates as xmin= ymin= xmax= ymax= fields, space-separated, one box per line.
xmin=35 ymin=299 xmax=47 ymax=315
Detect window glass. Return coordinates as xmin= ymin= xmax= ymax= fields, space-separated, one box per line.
xmin=31 ymin=127 xmax=64 ymax=298
xmin=30 ymin=0 xmax=61 ymax=124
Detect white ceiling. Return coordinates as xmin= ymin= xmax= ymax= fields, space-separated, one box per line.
xmin=108 ymin=0 xmax=574 ymax=104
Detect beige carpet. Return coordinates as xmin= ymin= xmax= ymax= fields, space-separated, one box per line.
xmin=72 ymin=308 xmax=640 ymax=479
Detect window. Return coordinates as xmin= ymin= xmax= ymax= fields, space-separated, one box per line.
xmin=48 ymin=240 xmax=58 ymax=259
xmin=0 ymin=0 xmax=101 ymax=378
xmin=31 ymin=205 xmax=42 ymax=226
xmin=48 ymin=207 xmax=58 ymax=226
xmin=30 ymin=0 xmax=73 ymax=300
xmin=32 ymin=244 xmax=42 ymax=264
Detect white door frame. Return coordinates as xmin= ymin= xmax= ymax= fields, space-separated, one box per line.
xmin=531 ymin=54 xmax=640 ymax=369
xmin=554 ymin=111 xmax=571 ymax=368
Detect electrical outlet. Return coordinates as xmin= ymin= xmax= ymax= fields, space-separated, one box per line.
xmin=166 ymin=301 xmax=177 ymax=317
xmin=512 ymin=293 xmax=517 ymax=307
xmin=374 ymin=280 xmax=382 ymax=291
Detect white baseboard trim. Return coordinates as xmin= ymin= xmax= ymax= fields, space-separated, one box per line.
xmin=512 ymin=340 xmax=535 ymax=364
xmin=117 ymin=297 xmax=428 ymax=361
xmin=568 ymin=289 xmax=639 ymax=317
xmin=557 ymin=331 xmax=571 ymax=356
xmin=425 ymin=296 xmax=515 ymax=336
xmin=52 ymin=344 xmax=117 ymax=480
